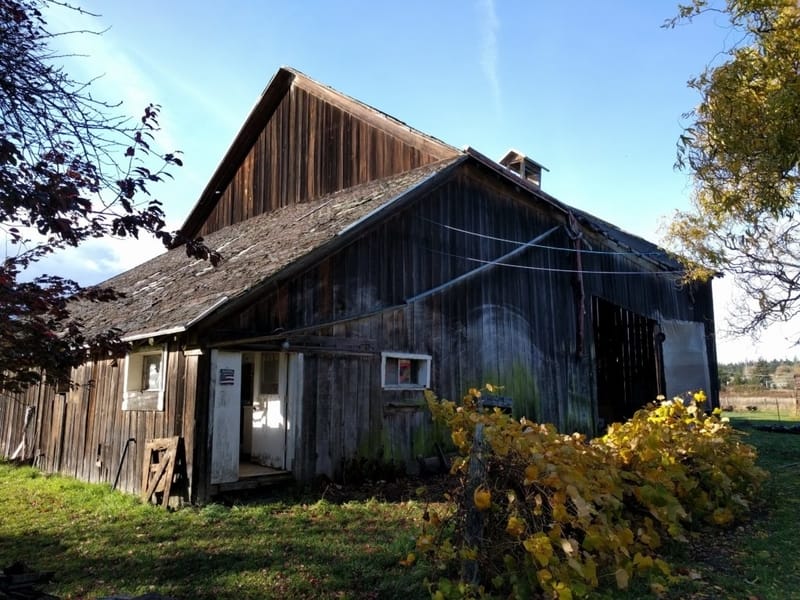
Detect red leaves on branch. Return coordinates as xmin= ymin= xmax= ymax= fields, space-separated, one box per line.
xmin=0 ymin=0 xmax=219 ymax=392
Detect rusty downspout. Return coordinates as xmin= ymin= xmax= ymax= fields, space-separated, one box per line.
xmin=567 ymin=212 xmax=585 ymax=359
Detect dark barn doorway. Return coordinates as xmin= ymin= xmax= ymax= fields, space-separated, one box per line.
xmin=592 ymin=297 xmax=665 ymax=427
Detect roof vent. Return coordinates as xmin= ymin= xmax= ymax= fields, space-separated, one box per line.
xmin=499 ymin=149 xmax=548 ymax=190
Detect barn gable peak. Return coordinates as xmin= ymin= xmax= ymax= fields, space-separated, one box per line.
xmin=180 ymin=67 xmax=459 ymax=238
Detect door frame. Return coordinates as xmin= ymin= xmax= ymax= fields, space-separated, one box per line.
xmin=239 ymin=350 xmax=303 ymax=472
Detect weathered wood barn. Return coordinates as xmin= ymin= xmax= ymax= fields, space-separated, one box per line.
xmin=0 ymin=67 xmax=718 ymax=502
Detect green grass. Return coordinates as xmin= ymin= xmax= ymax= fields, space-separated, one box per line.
xmin=0 ymin=469 xmax=436 ymax=599
xmin=724 ymin=407 xmax=800 ymax=422
xmin=677 ymin=415 xmax=800 ymax=599
xmin=2 ymin=413 xmax=800 ymax=599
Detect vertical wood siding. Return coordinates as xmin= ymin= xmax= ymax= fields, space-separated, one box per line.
xmin=200 ymin=86 xmax=450 ymax=236
xmin=0 ymin=342 xmax=200 ymax=499
xmin=2 ymin=164 xmax=716 ymax=488
xmin=208 ymin=164 xmax=715 ymax=480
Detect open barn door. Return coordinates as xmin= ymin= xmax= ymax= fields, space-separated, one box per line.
xmin=592 ymin=297 xmax=664 ymax=428
xmin=210 ymin=350 xmax=242 ymax=484
xmin=251 ymin=352 xmax=301 ymax=471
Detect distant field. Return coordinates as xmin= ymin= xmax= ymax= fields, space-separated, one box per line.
xmin=719 ymin=390 xmax=799 ymax=417
xmin=726 ymin=409 xmax=800 ymax=423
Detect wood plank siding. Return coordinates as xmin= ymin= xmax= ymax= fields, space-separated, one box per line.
xmin=0 ymin=342 xmax=201 ymax=500
xmin=1 ymin=67 xmax=717 ymax=498
xmin=203 ymin=163 xmax=716 ymax=480
xmin=199 ymin=84 xmax=454 ymax=236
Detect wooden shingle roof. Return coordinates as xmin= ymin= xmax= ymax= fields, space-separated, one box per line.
xmin=74 ymin=157 xmax=463 ymax=340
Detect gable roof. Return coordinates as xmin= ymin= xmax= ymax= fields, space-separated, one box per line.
xmin=74 ymin=157 xmax=463 ymax=341
xmin=179 ymin=67 xmax=460 ymax=239
xmin=75 ymin=151 xmax=681 ymax=342
xmin=72 ymin=67 xmax=687 ymax=342
xmin=465 ymin=147 xmax=682 ymax=272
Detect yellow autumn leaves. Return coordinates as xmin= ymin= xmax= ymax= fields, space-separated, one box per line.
xmin=473 ymin=486 xmax=491 ymax=511
xmin=416 ymin=387 xmax=766 ymax=599
xmin=505 ymin=515 xmax=525 ymax=537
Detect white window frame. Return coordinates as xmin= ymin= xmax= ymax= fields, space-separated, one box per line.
xmin=380 ymin=351 xmax=431 ymax=390
xmin=122 ymin=346 xmax=167 ymax=411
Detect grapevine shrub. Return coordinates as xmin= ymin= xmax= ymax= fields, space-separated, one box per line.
xmin=415 ymin=387 xmax=767 ymax=599
xmin=600 ymin=391 xmax=765 ymax=533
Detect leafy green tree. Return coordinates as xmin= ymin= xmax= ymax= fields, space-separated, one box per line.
xmin=666 ymin=1 xmax=800 ymax=337
xmin=717 ymin=363 xmax=739 ymax=388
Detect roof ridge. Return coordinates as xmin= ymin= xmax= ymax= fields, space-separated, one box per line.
xmin=287 ymin=67 xmax=461 ymax=157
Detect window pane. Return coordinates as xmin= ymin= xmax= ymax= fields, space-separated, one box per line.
xmin=381 ymin=353 xmax=431 ymax=388
xmin=141 ymin=355 xmax=161 ymax=391
xmin=259 ymin=354 xmax=279 ymax=395
xmin=384 ymin=358 xmax=398 ymax=385
xmin=398 ymin=359 xmax=412 ymax=384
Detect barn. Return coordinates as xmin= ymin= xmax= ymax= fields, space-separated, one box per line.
xmin=0 ymin=67 xmax=718 ymax=502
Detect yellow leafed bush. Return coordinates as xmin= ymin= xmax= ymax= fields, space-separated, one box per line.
xmin=416 ymin=387 xmax=767 ymax=599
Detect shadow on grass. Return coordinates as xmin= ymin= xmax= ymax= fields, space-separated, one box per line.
xmin=2 ymin=522 xmax=425 ymax=599
xmin=0 ymin=476 xmax=433 ymax=600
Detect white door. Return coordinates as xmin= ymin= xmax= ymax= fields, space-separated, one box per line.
xmin=210 ymin=350 xmax=241 ymax=484
xmin=251 ymin=352 xmax=302 ymax=470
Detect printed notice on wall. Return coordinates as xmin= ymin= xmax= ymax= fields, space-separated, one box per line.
xmin=219 ymin=368 xmax=235 ymax=385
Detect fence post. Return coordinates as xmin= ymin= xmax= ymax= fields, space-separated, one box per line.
xmin=463 ymin=423 xmax=487 ymax=585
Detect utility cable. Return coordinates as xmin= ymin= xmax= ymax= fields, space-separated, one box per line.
xmin=427 ymin=247 xmax=683 ymax=277
xmin=418 ymin=216 xmax=667 ymax=257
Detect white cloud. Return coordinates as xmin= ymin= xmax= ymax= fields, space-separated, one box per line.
xmin=22 ymin=236 xmax=166 ymax=286
xmin=478 ymin=0 xmax=503 ymax=115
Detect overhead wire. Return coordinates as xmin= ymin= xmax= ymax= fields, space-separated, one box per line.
xmin=418 ymin=215 xmax=668 ymax=257
xmin=425 ymin=247 xmax=683 ymax=276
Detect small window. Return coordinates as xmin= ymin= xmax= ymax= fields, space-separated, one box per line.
xmin=259 ymin=353 xmax=279 ymax=395
xmin=123 ymin=347 xmax=166 ymax=411
xmin=381 ymin=352 xmax=431 ymax=389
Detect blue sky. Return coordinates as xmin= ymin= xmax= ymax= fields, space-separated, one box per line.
xmin=35 ymin=0 xmax=797 ymax=363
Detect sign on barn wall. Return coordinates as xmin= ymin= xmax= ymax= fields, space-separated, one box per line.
xmin=219 ymin=369 xmax=235 ymax=385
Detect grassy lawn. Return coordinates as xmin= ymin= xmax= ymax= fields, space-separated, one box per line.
xmin=0 ymin=471 xmax=438 ymax=599
xmin=691 ymin=413 xmax=800 ymax=599
xmin=1 ymin=412 xmax=799 ymax=599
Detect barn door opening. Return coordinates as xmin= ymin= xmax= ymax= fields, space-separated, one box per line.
xmin=239 ymin=359 xmax=254 ymax=459
xmin=592 ymin=297 xmax=664 ymax=428
xmin=250 ymin=352 xmax=301 ymax=471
